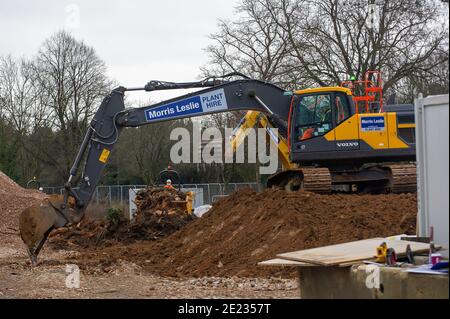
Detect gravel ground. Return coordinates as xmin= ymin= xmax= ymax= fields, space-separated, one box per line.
xmin=0 ymin=239 xmax=298 ymax=299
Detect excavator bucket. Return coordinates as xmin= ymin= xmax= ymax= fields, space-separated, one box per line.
xmin=19 ymin=195 xmax=75 ymax=266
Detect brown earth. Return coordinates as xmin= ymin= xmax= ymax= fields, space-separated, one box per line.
xmin=0 ymin=171 xmax=46 ymax=244
xmin=0 ymin=172 xmax=418 ymax=298
xmin=0 ymin=181 xmax=296 ymax=299
xmin=54 ymin=188 xmax=417 ymax=278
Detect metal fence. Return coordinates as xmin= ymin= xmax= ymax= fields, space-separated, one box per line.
xmin=42 ymin=182 xmax=259 ymax=206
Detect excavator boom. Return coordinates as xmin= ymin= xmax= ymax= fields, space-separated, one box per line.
xmin=68 ymin=78 xmax=291 ymax=209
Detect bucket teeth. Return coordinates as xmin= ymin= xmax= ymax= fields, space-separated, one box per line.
xmin=26 ymin=248 xmax=38 ymax=267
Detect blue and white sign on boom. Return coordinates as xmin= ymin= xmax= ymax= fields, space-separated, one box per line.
xmin=145 ymin=89 xmax=228 ymax=122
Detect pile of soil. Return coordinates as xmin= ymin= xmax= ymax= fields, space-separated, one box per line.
xmin=50 ymin=188 xmax=195 ymax=249
xmin=0 ymin=171 xmax=45 ymax=242
xmin=66 ymin=188 xmax=418 ymax=278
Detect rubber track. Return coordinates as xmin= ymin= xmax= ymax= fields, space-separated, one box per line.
xmin=301 ymin=164 xmax=417 ymax=194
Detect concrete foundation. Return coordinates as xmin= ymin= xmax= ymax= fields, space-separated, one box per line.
xmin=298 ymin=264 xmax=449 ymax=299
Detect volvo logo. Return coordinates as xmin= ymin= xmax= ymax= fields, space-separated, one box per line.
xmin=337 ymin=142 xmax=359 ymax=148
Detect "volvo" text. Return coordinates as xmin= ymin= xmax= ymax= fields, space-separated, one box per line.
xmin=337 ymin=142 xmax=359 ymax=148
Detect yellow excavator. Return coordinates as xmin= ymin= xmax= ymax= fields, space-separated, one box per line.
xmin=19 ymin=72 xmax=417 ymax=265
xmin=229 ymin=96 xmax=416 ymax=193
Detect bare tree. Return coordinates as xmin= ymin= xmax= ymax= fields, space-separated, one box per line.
xmin=391 ymin=45 xmax=449 ymax=102
xmin=276 ymin=0 xmax=448 ymax=90
xmin=125 ymin=122 xmax=175 ymax=185
xmin=204 ymin=0 xmax=449 ymax=98
xmin=29 ymin=31 xmax=112 ymax=180
xmin=0 ymin=55 xmax=54 ymax=182
xmin=0 ymin=56 xmax=36 ymax=134
xmin=202 ymin=0 xmax=291 ymax=83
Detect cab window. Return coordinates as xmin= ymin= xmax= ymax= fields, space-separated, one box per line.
xmin=335 ymin=93 xmax=351 ymax=124
xmin=295 ymin=94 xmax=332 ymax=141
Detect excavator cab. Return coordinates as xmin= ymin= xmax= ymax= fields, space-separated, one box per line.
xmin=289 ymin=84 xmax=415 ymax=165
xmin=288 ymin=84 xmax=415 ymax=193
xmin=289 ymin=87 xmax=356 ymax=157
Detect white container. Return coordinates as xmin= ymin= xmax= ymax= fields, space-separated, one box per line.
xmin=415 ymin=94 xmax=449 ymax=258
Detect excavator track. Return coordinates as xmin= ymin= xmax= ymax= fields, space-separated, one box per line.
xmin=298 ymin=164 xmax=417 ymax=194
xmin=302 ymin=168 xmax=332 ymax=194
xmin=389 ymin=164 xmax=417 ymax=194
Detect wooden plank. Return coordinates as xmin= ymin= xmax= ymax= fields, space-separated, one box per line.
xmin=258 ymin=258 xmax=317 ymax=267
xmin=276 ymin=238 xmax=432 ymax=266
xmin=277 ymin=238 xmax=385 ymax=265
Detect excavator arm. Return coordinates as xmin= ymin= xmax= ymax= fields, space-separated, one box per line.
xmin=230 ymin=111 xmax=294 ymax=170
xmin=19 ymin=76 xmax=292 ymax=265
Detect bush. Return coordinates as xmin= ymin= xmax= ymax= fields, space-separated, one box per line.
xmin=106 ymin=207 xmax=124 ymax=224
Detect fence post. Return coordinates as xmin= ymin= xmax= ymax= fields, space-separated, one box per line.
xmin=207 ymin=184 xmax=211 ymax=204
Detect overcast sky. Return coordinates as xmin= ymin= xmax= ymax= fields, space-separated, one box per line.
xmin=0 ymin=0 xmax=238 ymax=103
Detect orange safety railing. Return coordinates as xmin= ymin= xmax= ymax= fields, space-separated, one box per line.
xmin=341 ymin=70 xmax=383 ymax=114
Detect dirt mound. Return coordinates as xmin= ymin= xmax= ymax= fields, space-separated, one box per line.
xmin=0 ymin=171 xmax=45 ymax=242
xmin=0 ymin=171 xmax=24 ymax=193
xmin=66 ymin=188 xmax=417 ymax=278
xmin=50 ymin=188 xmax=195 ymax=249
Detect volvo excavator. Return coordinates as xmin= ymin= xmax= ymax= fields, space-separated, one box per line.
xmin=230 ymin=71 xmax=417 ymax=193
xmin=19 ymin=73 xmax=416 ymax=265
